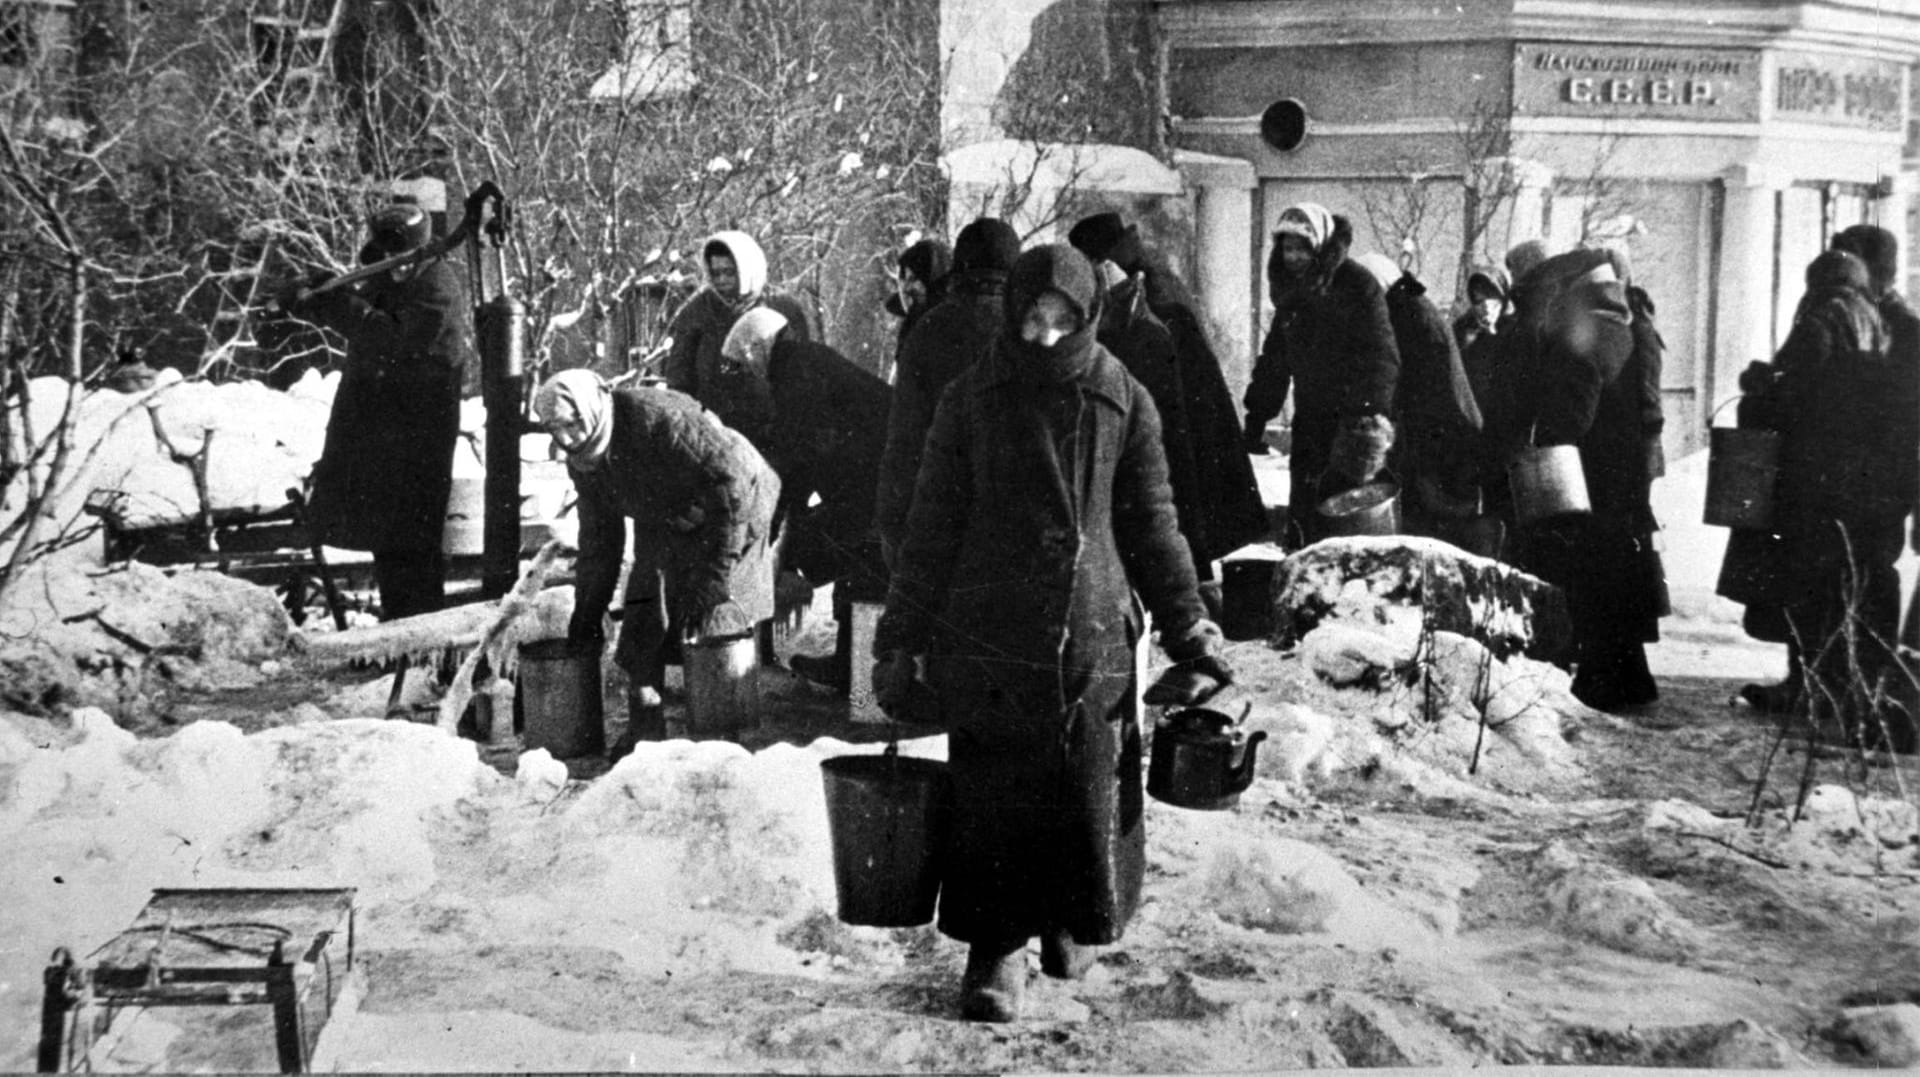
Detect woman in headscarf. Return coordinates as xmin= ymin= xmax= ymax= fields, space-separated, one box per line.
xmin=720 ymin=307 xmax=891 ymax=694
xmin=1242 ymin=202 xmax=1401 ymax=547
xmin=1733 ymin=249 xmax=1913 ymax=750
xmin=665 ymin=230 xmax=816 ymax=442
xmin=533 ymin=369 xmax=781 ymax=754
xmin=1453 ymin=263 xmax=1510 ymax=357
xmin=884 ymin=237 xmax=953 ymax=356
xmin=1510 ymin=247 xmax=1666 ymax=711
xmin=873 ymin=244 xmax=1231 ymax=1023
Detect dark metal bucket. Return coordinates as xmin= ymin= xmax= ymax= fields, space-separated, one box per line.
xmin=1704 ymin=426 xmax=1781 ymax=529
xmin=1510 ymin=445 xmax=1590 ymax=525
xmin=684 ymin=633 xmax=759 ymax=735
xmin=820 ymin=750 xmax=950 ymax=927
xmin=514 ymin=638 xmax=605 ymax=758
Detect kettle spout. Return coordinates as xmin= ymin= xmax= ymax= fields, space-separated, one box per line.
xmin=1227 ymin=730 xmax=1268 ymax=795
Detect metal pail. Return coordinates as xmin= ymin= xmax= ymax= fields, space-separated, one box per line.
xmin=1510 ymin=445 xmax=1591 ymax=525
xmin=820 ymin=751 xmax=950 ymax=926
xmin=1703 ymin=426 xmax=1781 ymax=530
xmin=514 ymin=638 xmax=605 ymax=758
xmin=684 ymin=633 xmax=759 ymax=735
xmin=1316 ymin=481 xmax=1402 ymax=537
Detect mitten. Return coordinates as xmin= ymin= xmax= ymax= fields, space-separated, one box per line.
xmin=1327 ymin=414 xmax=1396 ymax=486
xmin=1146 ymin=619 xmax=1235 ymax=707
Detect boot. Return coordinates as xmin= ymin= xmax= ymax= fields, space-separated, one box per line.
xmin=790 ymin=653 xmax=850 ymax=695
xmin=959 ymin=939 xmax=1027 ymax=1022
xmin=1039 ymin=929 xmax=1095 ymax=980
xmin=610 ymin=688 xmax=666 ymax=763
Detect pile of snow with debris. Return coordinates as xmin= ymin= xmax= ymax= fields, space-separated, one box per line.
xmin=1645 ymin=788 xmax=1920 ymax=876
xmin=2 ymin=372 xmax=332 ymax=560
xmin=0 ymin=702 xmax=1453 ymax=1071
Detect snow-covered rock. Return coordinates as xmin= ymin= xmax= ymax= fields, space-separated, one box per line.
xmin=1275 ymin=536 xmax=1571 ymax=662
xmin=1838 ymin=1004 xmax=1920 ymax=1067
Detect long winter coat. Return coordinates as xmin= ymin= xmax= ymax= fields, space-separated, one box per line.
xmin=762 ymin=338 xmax=891 ymax=590
xmin=873 ymin=275 xmax=1007 ymax=553
xmin=1097 ymin=280 xmax=1206 ymax=575
xmin=1131 ymin=264 xmax=1270 ymax=567
xmin=665 ymin=289 xmax=814 ymax=443
xmin=875 ymin=341 xmax=1206 ymax=947
xmin=1246 ymin=227 xmax=1400 ymax=537
xmin=1511 ymin=249 xmax=1665 ymax=646
xmin=300 ymin=258 xmax=471 ymax=553
xmin=1382 ymin=271 xmax=1482 ymax=527
xmin=569 ymin=388 xmax=780 ymax=648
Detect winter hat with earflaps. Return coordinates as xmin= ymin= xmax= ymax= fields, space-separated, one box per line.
xmin=1067 ymin=211 xmax=1146 ymax=273
xmin=884 ymin=238 xmax=953 ymax=317
xmin=702 ymin=230 xmax=771 ymax=314
xmin=1832 ymin=224 xmax=1900 ymax=293
xmin=533 ymin=368 xmax=614 ymax=471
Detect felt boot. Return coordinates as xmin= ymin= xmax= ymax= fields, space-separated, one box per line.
xmin=1040 ymin=929 xmax=1094 ymax=980
xmin=959 ymin=939 xmax=1027 ymax=1022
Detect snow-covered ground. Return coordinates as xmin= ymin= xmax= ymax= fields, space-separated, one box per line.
xmin=3 ymin=381 xmax=1919 ymax=1071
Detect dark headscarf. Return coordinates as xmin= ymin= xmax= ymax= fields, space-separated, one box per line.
xmin=1001 ymin=243 xmax=1102 ymax=385
xmin=1832 ymin=224 xmax=1900 ymax=294
xmin=950 ymin=218 xmax=1022 ymax=290
xmin=885 ymin=238 xmax=954 ymax=317
xmin=1795 ymin=249 xmax=1882 ymax=349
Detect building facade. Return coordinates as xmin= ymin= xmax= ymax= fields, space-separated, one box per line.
xmin=1163 ymin=0 xmax=1920 ymax=458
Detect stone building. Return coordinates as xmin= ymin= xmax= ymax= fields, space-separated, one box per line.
xmin=1161 ymin=0 xmax=1920 ymax=457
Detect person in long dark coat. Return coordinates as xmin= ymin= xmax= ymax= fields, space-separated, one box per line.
xmin=1070 ymin=242 xmax=1211 ymax=585
xmin=1068 ymin=211 xmax=1268 ymax=573
xmin=534 ymin=370 xmax=781 ymax=747
xmin=872 ymin=244 xmax=1230 ymax=1023
xmin=1510 ymin=247 xmax=1666 ymax=710
xmin=290 ymin=204 xmax=472 ymax=621
xmin=665 ymin=229 xmax=816 ymax=444
xmin=873 ymin=217 xmax=1021 ymax=563
xmin=1736 ymin=248 xmax=1916 ymax=751
xmin=1243 ymin=203 xmax=1401 ymax=548
xmin=719 ymin=307 xmax=891 ymax=693
xmin=1352 ymin=254 xmax=1485 ymax=549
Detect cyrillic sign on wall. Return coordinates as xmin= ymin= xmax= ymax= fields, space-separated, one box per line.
xmin=1513 ymin=43 xmax=1762 ymax=122
xmin=1772 ymin=51 xmax=1904 ymax=132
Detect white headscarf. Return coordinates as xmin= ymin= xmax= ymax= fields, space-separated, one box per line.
xmin=719 ymin=306 xmax=789 ymax=378
xmin=1273 ymin=202 xmax=1334 ymax=253
xmin=532 ymin=368 xmax=614 ymax=470
xmin=1352 ymin=252 xmax=1400 ymax=292
xmin=703 ymin=230 xmax=770 ymax=313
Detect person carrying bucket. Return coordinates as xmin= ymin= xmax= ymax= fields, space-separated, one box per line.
xmin=1506 ymin=246 xmax=1667 ymax=711
xmin=532 ymin=369 xmax=781 ymax=759
xmin=871 ymin=244 xmax=1232 ymax=1023
xmin=1242 ymin=203 xmax=1401 ymax=548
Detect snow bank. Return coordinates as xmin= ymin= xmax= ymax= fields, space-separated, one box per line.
xmin=1644 ymin=788 xmax=1920 ymax=875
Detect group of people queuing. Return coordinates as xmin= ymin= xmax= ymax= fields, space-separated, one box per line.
xmin=1243 ymin=201 xmax=1669 ymax=713
xmin=292 ymin=192 xmax=1915 ymax=1027
xmin=527 ymin=212 xmax=1254 ymax=1024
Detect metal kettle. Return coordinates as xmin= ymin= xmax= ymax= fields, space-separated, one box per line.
xmin=1146 ymin=703 xmax=1266 ymax=811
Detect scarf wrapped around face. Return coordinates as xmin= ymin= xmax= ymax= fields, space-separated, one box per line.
xmin=532 ymin=368 xmax=614 ymax=470
xmin=1001 ymin=243 xmax=1103 ymax=385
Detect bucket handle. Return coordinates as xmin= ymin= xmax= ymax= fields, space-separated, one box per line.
xmin=1708 ymin=393 xmax=1744 ymax=427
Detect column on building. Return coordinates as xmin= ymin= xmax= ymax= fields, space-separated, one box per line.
xmin=1718 ymin=162 xmax=1781 ymax=377
xmin=1174 ymin=149 xmax=1258 ymax=403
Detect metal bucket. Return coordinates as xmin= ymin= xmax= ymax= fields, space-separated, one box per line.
xmin=1704 ymin=426 xmax=1781 ymax=530
xmin=514 ymin=638 xmax=605 ymax=758
xmin=684 ymin=633 xmax=759 ymax=735
xmin=1219 ymin=542 xmax=1287 ymax=641
xmin=1316 ymin=481 xmax=1401 ymax=537
xmin=1510 ymin=445 xmax=1591 ymax=525
xmin=820 ymin=750 xmax=950 ymax=926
